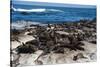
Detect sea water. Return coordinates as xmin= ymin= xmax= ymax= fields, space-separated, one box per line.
xmin=11 ymin=3 xmax=96 ymax=24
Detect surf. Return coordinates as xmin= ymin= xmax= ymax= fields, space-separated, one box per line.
xmin=12 ymin=7 xmax=64 ymax=13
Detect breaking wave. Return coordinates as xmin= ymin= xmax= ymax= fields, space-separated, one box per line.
xmin=12 ymin=7 xmax=64 ymax=13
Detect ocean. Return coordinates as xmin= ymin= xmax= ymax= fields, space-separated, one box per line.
xmin=11 ymin=3 xmax=96 ymax=24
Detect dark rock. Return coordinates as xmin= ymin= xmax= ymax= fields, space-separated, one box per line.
xmin=73 ymin=53 xmax=86 ymax=61
xmin=16 ymin=43 xmax=37 ymax=54
xmin=11 ymin=29 xmax=20 ymax=35
xmin=25 ymin=40 xmax=39 ymax=46
xmin=53 ymin=47 xmax=64 ymax=53
xmin=73 ymin=55 xmax=78 ymax=61
xmin=89 ymin=40 xmax=96 ymax=44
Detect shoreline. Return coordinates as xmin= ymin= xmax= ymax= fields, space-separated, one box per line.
xmin=11 ymin=18 xmax=96 ymax=29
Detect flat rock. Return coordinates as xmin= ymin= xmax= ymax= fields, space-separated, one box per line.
xmin=18 ymin=35 xmax=35 ymax=44
xmin=11 ymin=41 xmax=21 ymax=49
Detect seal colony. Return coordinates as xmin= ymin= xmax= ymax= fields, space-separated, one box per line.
xmin=11 ymin=18 xmax=96 ymax=67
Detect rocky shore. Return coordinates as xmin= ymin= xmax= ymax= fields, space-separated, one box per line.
xmin=11 ymin=19 xmax=96 ymax=67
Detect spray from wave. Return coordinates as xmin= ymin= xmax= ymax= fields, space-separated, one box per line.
xmin=11 ymin=21 xmax=47 ymax=30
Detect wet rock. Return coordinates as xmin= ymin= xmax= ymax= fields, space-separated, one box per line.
xmin=11 ymin=29 xmax=20 ymax=35
xmin=25 ymin=40 xmax=39 ymax=46
xmin=16 ymin=43 xmax=36 ymax=54
xmin=89 ymin=40 xmax=96 ymax=44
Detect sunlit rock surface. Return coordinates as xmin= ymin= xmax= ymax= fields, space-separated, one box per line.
xmin=11 ymin=20 xmax=96 ymax=67
xmin=11 ymin=41 xmax=96 ymax=67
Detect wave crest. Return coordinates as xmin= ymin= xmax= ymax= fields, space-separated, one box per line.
xmin=12 ymin=7 xmax=64 ymax=13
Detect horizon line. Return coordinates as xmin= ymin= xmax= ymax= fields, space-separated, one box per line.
xmin=11 ymin=1 xmax=96 ymax=8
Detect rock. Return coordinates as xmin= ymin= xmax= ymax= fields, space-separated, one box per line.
xmin=25 ymin=40 xmax=39 ymax=46
xmin=11 ymin=29 xmax=20 ymax=35
xmin=53 ymin=47 xmax=65 ymax=53
xmin=16 ymin=43 xmax=36 ymax=54
xmin=73 ymin=53 xmax=87 ymax=61
xmin=56 ymin=31 xmax=69 ymax=36
xmin=89 ymin=40 xmax=96 ymax=44
xmin=18 ymin=35 xmax=35 ymax=44
xmin=34 ymin=60 xmax=43 ymax=65
xmin=11 ymin=54 xmax=20 ymax=67
xmin=11 ymin=41 xmax=21 ymax=50
xmin=11 ymin=19 xmax=96 ymax=66
xmin=89 ymin=53 xmax=97 ymax=60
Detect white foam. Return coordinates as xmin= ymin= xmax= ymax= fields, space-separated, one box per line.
xmin=47 ymin=9 xmax=64 ymax=12
xmin=11 ymin=21 xmax=41 ymax=29
xmin=12 ymin=7 xmax=64 ymax=13
xmin=12 ymin=7 xmax=46 ymax=12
